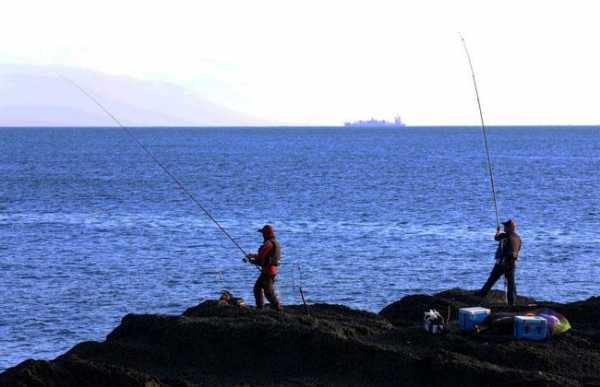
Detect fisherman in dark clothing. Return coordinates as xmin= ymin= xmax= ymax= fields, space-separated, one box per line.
xmin=245 ymin=224 xmax=283 ymax=311
xmin=476 ymin=219 xmax=522 ymax=305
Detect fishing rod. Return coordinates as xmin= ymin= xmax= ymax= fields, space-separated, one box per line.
xmin=460 ymin=35 xmax=508 ymax=303
xmin=296 ymin=263 xmax=311 ymax=317
xmin=459 ymin=34 xmax=500 ymax=229
xmin=61 ymin=76 xmax=255 ymax=263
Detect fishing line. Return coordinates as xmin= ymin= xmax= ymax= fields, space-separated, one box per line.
xmin=459 ymin=34 xmax=500 ymax=228
xmin=61 ymin=76 xmax=251 ymax=260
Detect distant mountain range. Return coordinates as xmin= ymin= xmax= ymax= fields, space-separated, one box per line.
xmin=0 ymin=64 xmax=268 ymax=127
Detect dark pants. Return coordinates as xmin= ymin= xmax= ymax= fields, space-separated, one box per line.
xmin=254 ymin=272 xmax=281 ymax=310
xmin=478 ymin=263 xmax=517 ymax=305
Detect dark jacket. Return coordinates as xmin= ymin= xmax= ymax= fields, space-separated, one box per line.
xmin=494 ymin=231 xmax=521 ymax=265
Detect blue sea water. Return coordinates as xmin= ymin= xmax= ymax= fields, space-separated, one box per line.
xmin=0 ymin=126 xmax=599 ymax=370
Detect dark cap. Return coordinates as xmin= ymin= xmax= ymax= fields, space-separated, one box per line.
xmin=502 ymin=219 xmax=516 ymax=227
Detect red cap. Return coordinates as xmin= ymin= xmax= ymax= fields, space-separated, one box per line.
xmin=257 ymin=224 xmax=275 ymax=238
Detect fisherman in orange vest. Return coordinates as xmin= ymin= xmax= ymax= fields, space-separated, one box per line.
xmin=245 ymin=225 xmax=283 ymax=311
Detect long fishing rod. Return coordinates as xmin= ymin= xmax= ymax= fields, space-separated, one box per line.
xmin=61 ymin=76 xmax=253 ymax=260
xmin=460 ymin=36 xmax=508 ymax=303
xmin=459 ymin=34 xmax=500 ymax=229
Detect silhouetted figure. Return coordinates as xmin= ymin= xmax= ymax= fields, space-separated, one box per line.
xmin=476 ymin=219 xmax=522 ymax=305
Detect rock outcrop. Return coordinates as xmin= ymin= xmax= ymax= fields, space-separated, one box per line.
xmin=2 ymin=290 xmax=599 ymax=387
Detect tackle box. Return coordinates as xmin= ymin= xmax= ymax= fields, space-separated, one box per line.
xmin=458 ymin=307 xmax=491 ymax=332
xmin=514 ymin=316 xmax=549 ymax=341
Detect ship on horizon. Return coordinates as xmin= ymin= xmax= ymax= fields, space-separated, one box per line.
xmin=344 ymin=115 xmax=405 ymax=128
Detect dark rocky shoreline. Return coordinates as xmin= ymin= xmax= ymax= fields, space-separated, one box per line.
xmin=2 ymin=289 xmax=599 ymax=387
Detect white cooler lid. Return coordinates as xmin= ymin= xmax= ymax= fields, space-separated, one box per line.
xmin=459 ymin=307 xmax=490 ymax=313
xmin=515 ymin=315 xmax=546 ymax=321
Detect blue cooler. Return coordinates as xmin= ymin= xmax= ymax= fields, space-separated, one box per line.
xmin=458 ymin=307 xmax=491 ymax=332
xmin=514 ymin=316 xmax=548 ymax=341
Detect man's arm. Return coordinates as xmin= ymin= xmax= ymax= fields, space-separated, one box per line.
xmin=494 ymin=230 xmax=508 ymax=241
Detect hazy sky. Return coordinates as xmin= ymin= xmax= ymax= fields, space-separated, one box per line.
xmin=2 ymin=0 xmax=599 ymax=125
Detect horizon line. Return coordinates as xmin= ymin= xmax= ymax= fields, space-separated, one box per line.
xmin=1 ymin=124 xmax=599 ymax=129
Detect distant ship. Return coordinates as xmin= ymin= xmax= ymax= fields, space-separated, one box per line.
xmin=344 ymin=115 xmax=406 ymax=128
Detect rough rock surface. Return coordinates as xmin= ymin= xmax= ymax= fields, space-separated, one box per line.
xmin=2 ymin=290 xmax=599 ymax=387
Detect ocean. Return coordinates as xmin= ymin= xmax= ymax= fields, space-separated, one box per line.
xmin=1 ymin=126 xmax=599 ymax=370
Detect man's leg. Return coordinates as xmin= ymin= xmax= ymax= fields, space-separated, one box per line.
xmin=254 ymin=273 xmax=265 ymax=309
xmin=263 ymin=274 xmax=282 ymax=311
xmin=504 ymin=263 xmax=517 ymax=306
xmin=477 ymin=264 xmax=504 ymax=297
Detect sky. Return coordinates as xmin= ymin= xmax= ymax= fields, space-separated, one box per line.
xmin=1 ymin=0 xmax=599 ymax=125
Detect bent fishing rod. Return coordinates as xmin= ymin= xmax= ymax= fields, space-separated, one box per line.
xmin=61 ymin=76 xmax=258 ymax=268
xmin=459 ymin=34 xmax=500 ymax=229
